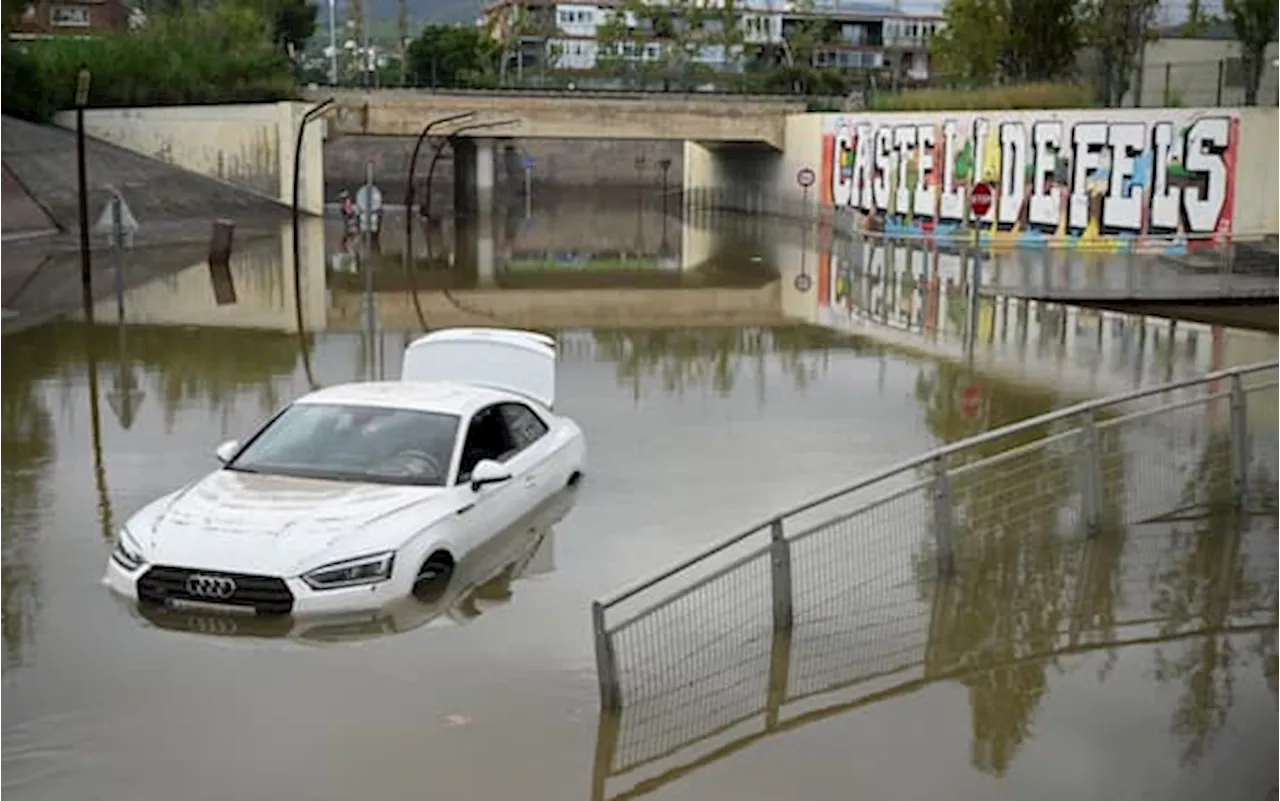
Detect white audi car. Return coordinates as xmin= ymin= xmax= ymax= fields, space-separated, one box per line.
xmin=103 ymin=328 xmax=586 ymax=618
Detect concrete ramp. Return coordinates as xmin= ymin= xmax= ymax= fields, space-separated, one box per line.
xmin=2 ymin=162 xmax=59 ymax=241
xmin=1 ymin=115 xmax=289 ymax=241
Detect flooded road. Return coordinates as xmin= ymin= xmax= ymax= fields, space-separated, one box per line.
xmin=3 ymin=192 xmax=1276 ymax=801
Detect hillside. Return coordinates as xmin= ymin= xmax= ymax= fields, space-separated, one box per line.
xmin=363 ymin=0 xmax=480 ymax=27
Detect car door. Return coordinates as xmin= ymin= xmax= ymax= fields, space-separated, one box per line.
xmin=454 ymin=404 xmax=525 ymax=553
xmin=497 ymin=402 xmax=555 ymax=507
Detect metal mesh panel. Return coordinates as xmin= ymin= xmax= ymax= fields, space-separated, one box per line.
xmin=609 ymin=548 xmax=773 ymax=772
xmin=787 ymin=482 xmax=932 ymax=699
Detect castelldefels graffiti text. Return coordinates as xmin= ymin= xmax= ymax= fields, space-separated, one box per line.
xmin=820 ymin=110 xmax=1239 ymax=244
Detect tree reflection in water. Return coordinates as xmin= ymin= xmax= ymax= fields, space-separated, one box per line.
xmin=913 ymin=358 xmax=1132 ymax=776
xmin=589 ymin=326 xmax=860 ymax=398
xmin=1 ymin=330 xmax=55 ymax=669
xmin=1150 ymin=427 xmax=1280 ymax=767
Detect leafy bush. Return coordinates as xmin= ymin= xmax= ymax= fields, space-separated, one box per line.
xmin=867 ymin=81 xmax=1095 ymax=111
xmin=1 ymin=45 xmax=57 ymax=122
xmin=2 ymin=6 xmax=296 ymax=123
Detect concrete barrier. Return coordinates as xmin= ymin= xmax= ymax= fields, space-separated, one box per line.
xmin=53 ymin=101 xmax=327 ymax=215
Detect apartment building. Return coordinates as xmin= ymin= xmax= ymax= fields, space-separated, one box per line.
xmin=482 ymin=0 xmax=944 ymax=84
xmin=8 ymin=0 xmax=129 ymax=36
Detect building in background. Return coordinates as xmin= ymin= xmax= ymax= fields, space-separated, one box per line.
xmin=8 ymin=0 xmax=130 ymax=37
xmin=481 ymin=0 xmax=944 ymax=87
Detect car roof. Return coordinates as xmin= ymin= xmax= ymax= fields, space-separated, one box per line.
xmin=292 ymin=381 xmax=524 ymax=416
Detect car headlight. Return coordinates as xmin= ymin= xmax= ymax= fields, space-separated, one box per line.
xmin=111 ymin=529 xmax=147 ymax=571
xmin=302 ymin=551 xmax=396 ymax=590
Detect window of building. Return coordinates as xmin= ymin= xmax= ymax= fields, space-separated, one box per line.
xmin=50 ymin=4 xmax=90 ymax=26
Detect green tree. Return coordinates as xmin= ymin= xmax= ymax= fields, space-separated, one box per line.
xmin=930 ymin=0 xmax=1008 ymax=85
xmin=1223 ymin=0 xmax=1277 ymax=105
xmin=1001 ymin=0 xmax=1080 ymax=81
xmin=406 ymin=24 xmax=500 ymax=87
xmin=1079 ymin=0 xmax=1161 ymax=106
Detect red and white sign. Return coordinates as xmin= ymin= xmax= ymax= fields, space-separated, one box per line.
xmin=797 ymin=167 xmax=816 ymax=188
xmin=970 ymin=182 xmax=993 ymax=217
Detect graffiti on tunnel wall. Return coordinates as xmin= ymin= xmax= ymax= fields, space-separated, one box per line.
xmin=819 ymin=110 xmax=1239 ymax=252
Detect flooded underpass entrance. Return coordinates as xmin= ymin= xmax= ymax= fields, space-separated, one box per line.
xmin=2 ymin=192 xmax=1275 ymax=801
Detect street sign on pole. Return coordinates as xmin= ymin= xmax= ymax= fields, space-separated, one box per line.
xmin=522 ymin=154 xmax=535 ymax=171
xmin=94 ymin=188 xmax=139 ymax=247
xmin=796 ymin=167 xmax=816 ymax=188
xmin=356 ymin=179 xmax=383 ymax=235
xmin=970 ymin=182 xmax=994 ymax=218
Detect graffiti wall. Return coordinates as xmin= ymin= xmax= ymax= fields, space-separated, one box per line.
xmin=819 ymin=110 xmax=1240 ymax=251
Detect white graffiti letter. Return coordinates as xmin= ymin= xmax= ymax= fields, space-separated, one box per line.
xmin=939 ymin=119 xmax=964 ymax=220
xmin=832 ymin=123 xmax=853 ymax=209
xmin=914 ymin=124 xmax=936 ymax=218
xmin=1069 ymin=122 xmax=1107 ymax=231
xmin=999 ymin=122 xmax=1028 ymax=226
xmin=893 ymin=126 xmax=917 ymax=215
xmin=1104 ymin=122 xmax=1145 ymax=231
xmin=1029 ymin=121 xmax=1062 ymax=227
xmin=1150 ymin=122 xmax=1182 ymax=231
xmin=873 ymin=127 xmax=892 ymax=212
xmin=855 ymin=121 xmax=875 ymax=208
xmin=1182 ymin=117 xmax=1230 ymax=233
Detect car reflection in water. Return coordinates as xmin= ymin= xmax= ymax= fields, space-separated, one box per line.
xmin=126 ymin=485 xmax=577 ymax=644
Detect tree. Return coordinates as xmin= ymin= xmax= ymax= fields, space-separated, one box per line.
xmin=1079 ymin=0 xmax=1160 ymax=106
xmin=930 ymin=0 xmax=1008 ymax=86
xmin=1001 ymin=0 xmax=1079 ymax=81
xmin=1223 ymin=0 xmax=1277 ymax=105
xmin=931 ymin=0 xmax=1077 ymax=86
xmin=406 ymin=24 xmax=500 ymax=88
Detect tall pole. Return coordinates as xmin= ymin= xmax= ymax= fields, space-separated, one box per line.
xmin=403 ymin=111 xmax=476 ymax=280
xmin=328 ymin=0 xmax=338 ymax=84
xmin=75 ymin=66 xmax=93 ymax=324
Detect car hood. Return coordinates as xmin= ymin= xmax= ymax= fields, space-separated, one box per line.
xmin=135 ymin=469 xmax=451 ymax=576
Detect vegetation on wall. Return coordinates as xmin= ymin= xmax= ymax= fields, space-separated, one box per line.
xmin=1 ymin=4 xmax=303 ymax=123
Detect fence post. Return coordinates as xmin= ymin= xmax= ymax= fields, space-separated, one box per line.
xmin=1163 ymin=63 xmax=1171 ymax=105
xmin=591 ymin=601 xmax=622 ymax=711
xmin=1078 ymin=413 xmax=1103 ymax=537
xmin=931 ymin=455 xmax=955 ymax=576
xmin=769 ymin=518 xmax=793 ymax=632
xmin=1229 ymin=374 xmax=1250 ymax=510
xmin=1216 ymin=59 xmax=1225 ymax=106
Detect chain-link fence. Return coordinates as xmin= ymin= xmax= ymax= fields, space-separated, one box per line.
xmin=590 ymin=361 xmax=1278 ymax=799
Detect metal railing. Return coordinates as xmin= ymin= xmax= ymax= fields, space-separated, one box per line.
xmin=590 ymin=361 xmax=1280 ymax=712
xmin=591 ymin=508 xmax=1278 ymax=800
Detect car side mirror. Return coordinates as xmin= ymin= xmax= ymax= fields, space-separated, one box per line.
xmin=470 ymin=459 xmax=511 ymax=491
xmin=215 ymin=439 xmax=240 ymax=465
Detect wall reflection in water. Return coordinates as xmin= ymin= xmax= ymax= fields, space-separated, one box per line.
xmin=592 ymin=504 xmax=1278 ymax=801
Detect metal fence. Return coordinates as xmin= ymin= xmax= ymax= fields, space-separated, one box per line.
xmin=590 ymin=362 xmax=1279 ymax=744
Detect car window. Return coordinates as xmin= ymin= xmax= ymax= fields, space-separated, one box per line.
xmin=499 ymin=403 xmax=549 ymax=451
xmin=456 ymin=405 xmax=519 ymax=483
xmin=229 ymin=403 xmax=460 ymax=487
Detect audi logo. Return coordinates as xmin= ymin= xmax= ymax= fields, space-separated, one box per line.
xmin=185 ymin=574 xmax=237 ymax=600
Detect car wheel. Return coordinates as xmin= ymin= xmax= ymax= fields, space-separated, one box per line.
xmin=412 ymin=551 xmax=455 ymax=603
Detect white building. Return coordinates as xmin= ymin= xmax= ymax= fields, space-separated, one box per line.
xmin=482 ymin=0 xmax=944 ymax=84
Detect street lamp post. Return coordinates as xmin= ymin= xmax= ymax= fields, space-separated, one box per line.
xmin=75 ymin=65 xmax=93 ymax=323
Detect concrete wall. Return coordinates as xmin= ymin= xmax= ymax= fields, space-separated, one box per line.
xmin=53 ymin=102 xmax=327 ymax=216
xmin=319 ymin=89 xmax=798 ymax=148
xmin=762 ymin=106 xmax=1279 ymax=245
xmin=326 ymin=136 xmax=683 ymax=201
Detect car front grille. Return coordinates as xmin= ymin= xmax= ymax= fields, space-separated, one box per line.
xmin=137 ymin=566 xmax=295 ymax=615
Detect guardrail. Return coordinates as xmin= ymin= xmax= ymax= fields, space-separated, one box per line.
xmin=590 ymin=361 xmax=1280 ymax=711
xmin=591 ymin=512 xmax=1277 ymax=800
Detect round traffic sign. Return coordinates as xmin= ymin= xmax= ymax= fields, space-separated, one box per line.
xmin=796 ymin=167 xmax=816 ymax=188
xmin=970 ymin=182 xmax=993 ymax=217
xmin=794 ymin=272 xmax=812 ymax=293
xmin=355 ymin=183 xmax=383 ymax=214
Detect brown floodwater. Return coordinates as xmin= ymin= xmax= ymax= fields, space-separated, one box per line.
xmin=2 ymin=195 xmax=1276 ymax=801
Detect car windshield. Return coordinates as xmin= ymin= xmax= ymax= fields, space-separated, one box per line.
xmin=228 ymin=403 xmax=460 ymax=487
